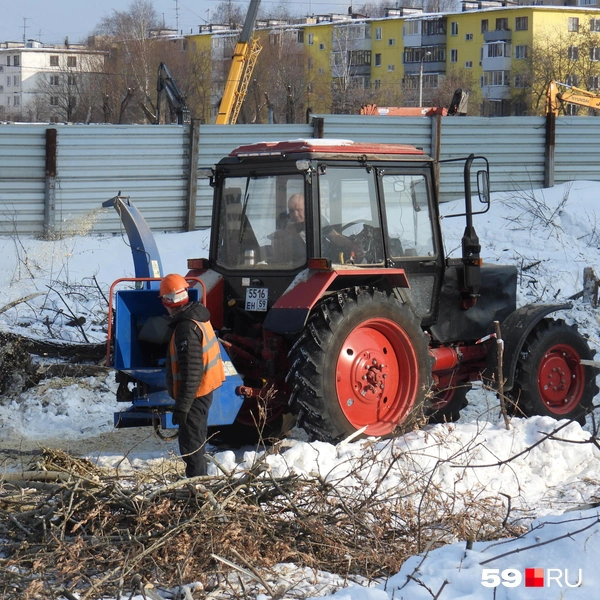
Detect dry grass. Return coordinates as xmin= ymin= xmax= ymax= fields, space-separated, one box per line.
xmin=0 ymin=445 xmax=524 ymax=600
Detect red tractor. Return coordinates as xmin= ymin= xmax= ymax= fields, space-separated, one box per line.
xmin=108 ymin=139 xmax=597 ymax=443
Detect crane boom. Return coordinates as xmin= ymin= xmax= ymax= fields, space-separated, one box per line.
xmin=547 ymin=80 xmax=600 ymax=115
xmin=215 ymin=0 xmax=261 ymax=124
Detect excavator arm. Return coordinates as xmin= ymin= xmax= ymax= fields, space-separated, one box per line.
xmin=546 ymin=80 xmax=600 ymax=115
xmin=156 ymin=62 xmax=191 ymax=125
xmin=215 ymin=0 xmax=261 ymax=124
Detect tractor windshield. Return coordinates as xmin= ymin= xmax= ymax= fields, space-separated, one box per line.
xmin=216 ymin=174 xmax=306 ymax=270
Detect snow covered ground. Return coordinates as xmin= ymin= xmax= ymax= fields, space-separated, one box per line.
xmin=1 ymin=181 xmax=600 ymax=599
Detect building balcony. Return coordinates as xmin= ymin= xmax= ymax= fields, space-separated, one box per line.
xmin=481 ymin=56 xmax=512 ymax=71
xmin=481 ymin=84 xmax=511 ymax=100
xmin=403 ymin=61 xmax=446 ymax=74
xmin=484 ymin=29 xmax=512 ymax=42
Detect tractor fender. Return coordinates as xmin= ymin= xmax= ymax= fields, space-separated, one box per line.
xmin=263 ymin=267 xmax=409 ymax=334
xmin=498 ymin=302 xmax=572 ymax=391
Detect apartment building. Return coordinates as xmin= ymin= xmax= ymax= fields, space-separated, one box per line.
xmin=0 ymin=41 xmax=106 ymax=122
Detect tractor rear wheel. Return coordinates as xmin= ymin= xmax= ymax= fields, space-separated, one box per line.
xmin=288 ymin=287 xmax=431 ymax=443
xmin=510 ymin=319 xmax=597 ymax=425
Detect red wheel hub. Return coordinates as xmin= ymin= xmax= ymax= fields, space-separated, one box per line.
xmin=336 ymin=318 xmax=420 ymax=436
xmin=537 ymin=343 xmax=584 ymax=414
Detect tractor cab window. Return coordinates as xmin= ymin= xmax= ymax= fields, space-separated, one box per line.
xmin=318 ymin=166 xmax=384 ymax=265
xmin=381 ymin=174 xmax=435 ymax=258
xmin=216 ymin=174 xmax=306 ymax=269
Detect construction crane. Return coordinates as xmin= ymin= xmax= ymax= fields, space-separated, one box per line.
xmin=546 ymin=80 xmax=600 ymax=115
xmin=215 ymin=0 xmax=261 ymax=124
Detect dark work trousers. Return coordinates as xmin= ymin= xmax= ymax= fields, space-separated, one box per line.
xmin=177 ymin=392 xmax=213 ymax=477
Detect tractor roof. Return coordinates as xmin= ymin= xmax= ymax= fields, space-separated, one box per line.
xmin=228 ymin=139 xmax=427 ymax=159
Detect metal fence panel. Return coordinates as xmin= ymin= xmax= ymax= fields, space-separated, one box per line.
xmin=56 ymin=125 xmax=189 ymax=235
xmin=439 ymin=117 xmax=547 ymax=203
xmin=316 ymin=114 xmax=433 ymax=155
xmin=555 ymin=117 xmax=600 ymax=184
xmin=0 ymin=125 xmax=47 ymax=234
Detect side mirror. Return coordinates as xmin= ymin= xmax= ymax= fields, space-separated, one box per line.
xmin=477 ymin=169 xmax=490 ymax=205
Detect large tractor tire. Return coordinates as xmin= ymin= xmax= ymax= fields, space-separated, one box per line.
xmin=510 ymin=319 xmax=597 ymax=425
xmin=287 ymin=287 xmax=432 ymax=443
xmin=426 ymin=382 xmax=470 ymax=423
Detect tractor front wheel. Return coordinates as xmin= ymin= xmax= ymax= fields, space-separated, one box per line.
xmin=510 ymin=319 xmax=597 ymax=425
xmin=288 ymin=288 xmax=431 ymax=443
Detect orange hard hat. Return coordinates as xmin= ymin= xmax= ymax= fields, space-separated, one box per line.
xmin=159 ymin=273 xmax=189 ymax=307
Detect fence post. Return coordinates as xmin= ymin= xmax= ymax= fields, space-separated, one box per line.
xmin=43 ymin=128 xmax=57 ymax=240
xmin=431 ymin=114 xmax=442 ymax=201
xmin=185 ymin=119 xmax=201 ymax=232
xmin=544 ymin=112 xmax=555 ymax=188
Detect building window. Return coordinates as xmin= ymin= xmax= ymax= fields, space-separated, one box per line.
xmin=13 ymin=96 xmax=19 ymax=106
xmin=269 ymin=32 xmax=281 ymax=45
xmin=308 ymin=33 xmax=314 ymax=45
xmin=67 ymin=74 xmax=76 ymax=86
xmin=6 ymin=76 xmax=10 ymax=87
xmin=590 ymin=75 xmax=600 ymax=89
xmin=13 ymin=55 xmax=19 ymax=66
xmin=465 ymin=61 xmax=473 ymax=68
xmin=487 ymin=42 xmax=509 ymax=57
xmin=7 ymin=97 xmax=10 ymax=106
xmin=297 ymin=30 xmax=304 ymax=43
xmin=13 ymin=75 xmax=19 ymax=86
xmin=515 ymin=45 xmax=528 ymax=59
xmin=405 ymin=21 xmax=420 ymax=35
xmin=50 ymin=75 xmax=60 ymax=86
xmin=6 ymin=56 xmax=10 ymax=66
xmin=568 ymin=17 xmax=580 ymax=32
xmin=591 ymin=47 xmax=600 ymax=61
xmin=388 ymin=38 xmax=396 ymax=46
xmin=375 ymin=53 xmax=382 ymax=66
xmin=50 ymin=96 xmax=59 ymax=106
xmin=481 ymin=19 xmax=488 ymax=33
xmin=451 ymin=21 xmax=458 ymax=35
xmin=319 ymin=43 xmax=325 ymax=50
xmin=387 ymin=64 xmax=395 ymax=71
xmin=450 ymin=48 xmax=458 ymax=62
xmin=483 ymin=70 xmax=510 ymax=86
xmin=50 ymin=55 xmax=59 ymax=66
xmin=591 ymin=18 xmax=600 ymax=32
xmin=514 ymin=73 xmax=528 ymax=87
xmin=465 ymin=33 xmax=473 ymax=41
xmin=496 ymin=18 xmax=509 ymax=31
xmin=307 ymin=56 xmax=313 ymax=70
xmin=374 ymin=79 xmax=381 ymax=89
xmin=565 ymin=74 xmax=579 ymax=86
xmin=318 ymin=67 xmax=325 ymax=75
xmin=375 ymin=27 xmax=382 ymax=40
xmin=568 ymin=46 xmax=579 ymax=60
xmin=67 ymin=56 xmax=77 ymax=67
xmin=515 ymin=17 xmax=528 ymax=31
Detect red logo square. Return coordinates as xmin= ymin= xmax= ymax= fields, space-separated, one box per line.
xmin=525 ymin=568 xmax=544 ymax=587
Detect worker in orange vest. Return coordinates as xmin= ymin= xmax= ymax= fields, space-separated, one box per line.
xmin=160 ymin=273 xmax=225 ymax=477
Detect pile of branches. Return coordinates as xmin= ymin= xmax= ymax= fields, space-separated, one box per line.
xmin=0 ymin=448 xmax=522 ymax=600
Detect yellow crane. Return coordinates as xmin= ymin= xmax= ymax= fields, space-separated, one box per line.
xmin=546 ymin=80 xmax=600 ymax=115
xmin=215 ymin=0 xmax=262 ymax=124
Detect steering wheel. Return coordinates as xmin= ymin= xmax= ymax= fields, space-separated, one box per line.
xmin=340 ymin=219 xmax=370 ymax=234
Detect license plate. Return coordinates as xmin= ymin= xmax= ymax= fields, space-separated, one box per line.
xmin=245 ymin=287 xmax=268 ymax=311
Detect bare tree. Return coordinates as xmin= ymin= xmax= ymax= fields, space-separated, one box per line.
xmin=32 ymin=53 xmax=107 ymax=123
xmin=527 ymin=23 xmax=600 ymax=115
xmin=330 ymin=22 xmax=375 ymax=114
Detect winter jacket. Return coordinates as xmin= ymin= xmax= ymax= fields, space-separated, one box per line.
xmin=165 ymin=302 xmax=224 ymax=413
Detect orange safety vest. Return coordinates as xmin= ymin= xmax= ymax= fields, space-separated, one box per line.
xmin=169 ymin=319 xmax=226 ymax=398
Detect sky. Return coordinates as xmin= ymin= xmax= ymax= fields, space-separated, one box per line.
xmin=2 ymin=179 xmax=600 ymax=598
xmin=0 ymin=0 xmax=355 ymax=45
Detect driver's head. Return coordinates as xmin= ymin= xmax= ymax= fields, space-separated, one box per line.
xmin=288 ymin=194 xmax=305 ymax=224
